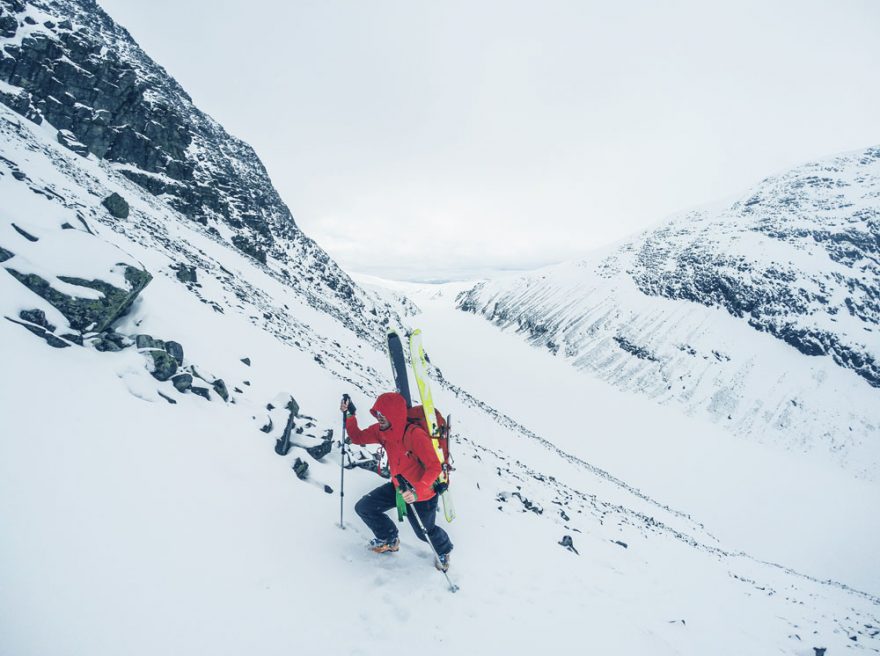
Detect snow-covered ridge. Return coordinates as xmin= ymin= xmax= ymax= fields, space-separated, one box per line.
xmin=457 ymin=146 xmax=880 ymax=478
xmin=0 ymin=0 xmax=395 ymax=342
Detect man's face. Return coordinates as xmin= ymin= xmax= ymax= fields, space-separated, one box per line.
xmin=375 ymin=411 xmax=391 ymax=431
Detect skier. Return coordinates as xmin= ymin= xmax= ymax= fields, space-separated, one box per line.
xmin=341 ymin=392 xmax=454 ymax=571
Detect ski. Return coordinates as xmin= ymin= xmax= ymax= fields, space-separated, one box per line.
xmin=408 ymin=328 xmax=456 ymax=522
xmin=442 ymin=414 xmax=456 ymax=522
xmin=387 ymin=329 xmax=412 ymax=407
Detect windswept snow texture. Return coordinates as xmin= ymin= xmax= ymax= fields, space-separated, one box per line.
xmin=458 ymin=146 xmax=880 ymax=479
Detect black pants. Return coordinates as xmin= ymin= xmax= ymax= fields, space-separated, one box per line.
xmin=355 ymin=482 xmax=453 ymax=556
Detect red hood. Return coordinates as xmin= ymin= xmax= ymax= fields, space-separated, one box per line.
xmin=370 ymin=392 xmax=408 ymax=443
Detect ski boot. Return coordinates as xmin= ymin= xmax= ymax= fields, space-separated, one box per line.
xmin=435 ymin=552 xmax=451 ymax=572
xmin=369 ymin=536 xmax=400 ymax=553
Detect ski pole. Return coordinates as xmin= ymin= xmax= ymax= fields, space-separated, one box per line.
xmin=396 ymin=475 xmax=459 ymax=593
xmin=339 ymin=394 xmax=350 ymax=529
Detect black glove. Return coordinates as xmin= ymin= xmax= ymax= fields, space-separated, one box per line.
xmin=342 ymin=394 xmax=356 ymax=416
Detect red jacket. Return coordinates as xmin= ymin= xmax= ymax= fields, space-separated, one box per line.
xmin=345 ymin=392 xmax=442 ymax=501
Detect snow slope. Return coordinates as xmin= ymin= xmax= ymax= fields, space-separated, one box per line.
xmin=1 ymin=107 xmax=878 ymax=652
xmin=410 ymin=293 xmax=880 ymax=596
xmin=1 ymin=2 xmax=879 ymax=653
xmin=457 ymin=147 xmax=880 ymax=480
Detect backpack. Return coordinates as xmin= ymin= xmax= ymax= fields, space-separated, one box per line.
xmin=405 ymin=405 xmax=451 ymax=490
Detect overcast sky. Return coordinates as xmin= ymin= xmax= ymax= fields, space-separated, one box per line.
xmin=99 ymin=0 xmax=880 ymax=282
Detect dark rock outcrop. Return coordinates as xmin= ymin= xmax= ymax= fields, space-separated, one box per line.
xmin=171 ymin=373 xmax=192 ymax=392
xmin=559 ymin=535 xmax=579 ymax=555
xmin=92 ymin=330 xmax=127 ymax=351
xmin=11 ymin=223 xmax=37 ymax=241
xmin=305 ymin=439 xmax=333 ymax=460
xmin=101 ymin=192 xmax=129 ymax=219
xmin=190 ymin=385 xmax=211 ymax=400
xmin=164 ymin=340 xmax=183 ymax=365
xmin=274 ymin=396 xmax=299 ymax=455
xmin=292 ymin=457 xmax=309 ymax=480
xmin=19 ymin=308 xmax=54 ymax=330
xmin=5 ymin=264 xmax=151 ymax=332
xmin=211 ymin=378 xmax=228 ymax=402
xmin=7 ymin=308 xmax=70 ymax=347
xmin=136 ymin=334 xmax=160 ymax=349
xmin=146 ymin=349 xmax=177 ymax=381
xmin=173 ymin=263 xmax=197 ymax=283
xmin=57 ymin=128 xmax=89 ymax=156
xmin=0 ymin=0 xmax=396 ymax=345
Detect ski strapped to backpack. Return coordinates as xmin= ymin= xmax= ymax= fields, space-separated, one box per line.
xmin=387 ymin=329 xmax=413 ymax=408
xmin=408 ymin=329 xmax=455 ymax=522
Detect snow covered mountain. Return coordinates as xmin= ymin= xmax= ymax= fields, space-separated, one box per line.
xmin=2 ymin=1 xmax=879 ymax=654
xmin=0 ymin=0 xmax=393 ymax=342
xmin=458 ymin=147 xmax=880 ymax=479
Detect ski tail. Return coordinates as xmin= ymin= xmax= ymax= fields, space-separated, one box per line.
xmin=387 ymin=329 xmax=412 ymax=407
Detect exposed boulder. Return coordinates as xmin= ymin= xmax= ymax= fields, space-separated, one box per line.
xmin=145 ymin=349 xmax=178 ymax=381
xmin=273 ymin=396 xmax=299 ymax=455
xmin=212 ymin=378 xmax=229 ymax=402
xmin=292 ymin=457 xmax=309 ymax=480
xmin=173 ymin=263 xmax=197 ymax=283
xmin=19 ymin=308 xmax=55 ymax=332
xmin=164 ymin=340 xmax=184 ymax=365
xmin=306 ymin=429 xmax=334 ymax=460
xmin=231 ymin=235 xmax=266 ymax=264
xmin=0 ymin=245 xmax=14 ymax=262
xmin=136 ymin=334 xmax=162 ymax=349
xmin=186 ymin=366 xmax=227 ymax=401
xmin=240 ymin=357 xmax=251 ymax=366
xmin=11 ymin=223 xmax=37 ymax=242
xmin=92 ymin=330 xmax=129 ymax=352
xmin=101 ymin=193 xmax=130 ymax=219
xmin=0 ymin=10 xmax=17 ymax=38
xmin=57 ymin=129 xmax=90 ymax=157
xmin=559 ymin=535 xmax=579 ymax=555
xmin=190 ymin=385 xmax=211 ymax=400
xmin=60 ymin=332 xmax=84 ymax=346
xmin=0 ymin=86 xmax=42 ymax=124
xmin=171 ymin=373 xmax=192 ymax=392
xmin=7 ymin=309 xmax=69 ymax=348
xmin=305 ymin=439 xmax=333 ymax=460
xmin=5 ymin=264 xmax=151 ymax=333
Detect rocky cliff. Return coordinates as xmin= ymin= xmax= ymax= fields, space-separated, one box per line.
xmin=0 ymin=0 xmax=392 ymax=341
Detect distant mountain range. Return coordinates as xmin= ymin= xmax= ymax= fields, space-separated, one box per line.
xmin=458 ymin=146 xmax=880 ymax=477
